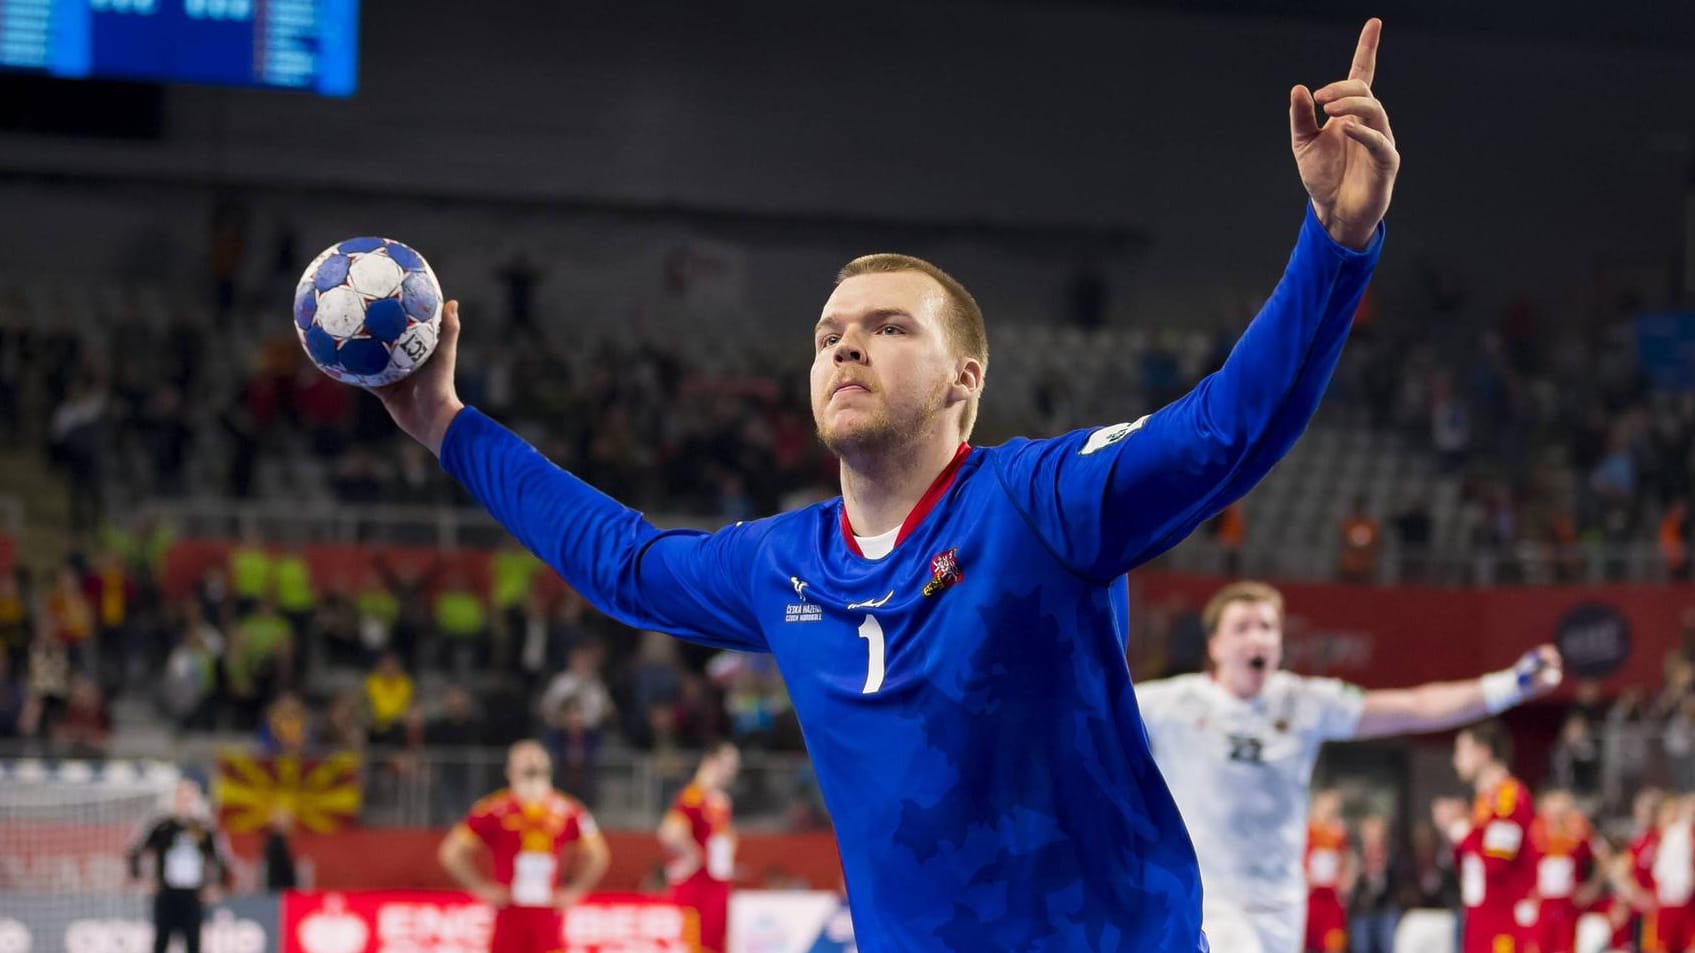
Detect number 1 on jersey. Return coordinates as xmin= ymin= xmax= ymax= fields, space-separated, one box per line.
xmin=857 ymin=615 xmax=885 ymax=694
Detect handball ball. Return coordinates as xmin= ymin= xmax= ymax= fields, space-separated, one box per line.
xmin=293 ymin=237 xmax=443 ymax=386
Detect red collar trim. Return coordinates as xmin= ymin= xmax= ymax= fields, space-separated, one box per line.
xmin=840 ymin=443 xmax=972 ymax=557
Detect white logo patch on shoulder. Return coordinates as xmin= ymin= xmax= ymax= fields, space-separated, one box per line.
xmin=1080 ymin=416 xmax=1148 ymax=456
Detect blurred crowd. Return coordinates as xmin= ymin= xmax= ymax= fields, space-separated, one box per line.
xmin=1323 ymin=289 xmax=1692 ymax=583
xmin=0 ymin=323 xmax=840 ymax=533
xmin=0 ymin=523 xmax=826 ymax=826
xmin=4 ymin=248 xmax=1689 ymax=584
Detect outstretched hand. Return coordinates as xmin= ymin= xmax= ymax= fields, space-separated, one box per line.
xmin=1290 ymin=18 xmax=1400 ymax=249
xmin=372 ymin=299 xmax=466 ymax=457
xmin=1517 ymin=644 xmax=1564 ymax=700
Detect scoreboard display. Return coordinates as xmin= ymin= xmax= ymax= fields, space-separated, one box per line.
xmin=0 ymin=0 xmax=359 ymax=96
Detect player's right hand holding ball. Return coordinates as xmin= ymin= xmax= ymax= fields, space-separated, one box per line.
xmin=374 ymin=299 xmax=466 ymax=457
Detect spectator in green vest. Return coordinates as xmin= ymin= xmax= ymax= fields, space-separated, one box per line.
xmin=101 ymin=512 xmax=176 ymax=586
xmin=355 ymin=572 xmax=400 ymax=663
xmin=228 ymin=532 xmax=273 ymax=616
xmin=432 ymin=570 xmax=487 ymax=674
xmin=273 ymin=544 xmax=316 ymax=639
xmin=227 ymin=596 xmax=294 ymax=730
xmin=101 ymin=513 xmax=176 ymax=675
xmin=490 ymin=540 xmax=542 ymax=668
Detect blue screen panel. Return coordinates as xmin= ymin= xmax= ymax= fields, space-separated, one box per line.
xmin=0 ymin=0 xmax=360 ymax=97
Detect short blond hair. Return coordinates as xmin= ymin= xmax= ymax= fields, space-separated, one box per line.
xmin=1202 ymin=581 xmax=1284 ymax=636
xmin=835 ymin=253 xmax=988 ymax=441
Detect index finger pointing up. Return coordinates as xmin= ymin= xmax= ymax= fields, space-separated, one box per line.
xmin=1349 ymin=18 xmax=1383 ymax=87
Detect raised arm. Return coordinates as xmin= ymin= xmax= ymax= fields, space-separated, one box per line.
xmin=375 ymin=303 xmax=766 ymax=652
xmin=993 ymin=24 xmax=1396 ymax=581
xmin=995 ymin=207 xmax=1382 ymax=580
xmin=1353 ymin=646 xmax=1562 ymax=740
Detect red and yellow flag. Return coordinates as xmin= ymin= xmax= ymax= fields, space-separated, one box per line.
xmin=215 ymin=750 xmax=362 ymax=833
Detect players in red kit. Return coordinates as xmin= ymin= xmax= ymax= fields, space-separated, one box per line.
xmin=1528 ymin=789 xmax=1602 ymax=953
xmin=438 ymin=740 xmax=611 ymax=953
xmin=1305 ymin=788 xmax=1352 ymax=953
xmin=1629 ymin=790 xmax=1669 ymax=953
xmin=658 ymin=742 xmax=740 ymax=953
xmin=1653 ymin=794 xmax=1695 ymax=953
xmin=1436 ymin=720 xmax=1537 ymax=953
xmin=1600 ymin=849 xmax=1649 ymax=953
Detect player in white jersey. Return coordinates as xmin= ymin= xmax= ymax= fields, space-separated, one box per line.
xmin=1135 ymin=582 xmax=1562 ymax=953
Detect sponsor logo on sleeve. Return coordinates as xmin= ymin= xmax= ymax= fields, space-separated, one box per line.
xmin=1079 ymin=416 xmax=1148 ymax=456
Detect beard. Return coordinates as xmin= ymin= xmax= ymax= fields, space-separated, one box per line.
xmin=512 ymin=777 xmax=550 ymax=803
xmin=816 ymin=379 xmax=950 ymax=459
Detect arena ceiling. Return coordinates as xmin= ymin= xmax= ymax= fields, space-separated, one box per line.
xmin=1050 ymin=0 xmax=1695 ymax=53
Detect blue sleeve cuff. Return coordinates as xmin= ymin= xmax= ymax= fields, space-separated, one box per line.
xmin=1301 ymin=201 xmax=1385 ymax=262
xmin=438 ymin=405 xmax=486 ymax=479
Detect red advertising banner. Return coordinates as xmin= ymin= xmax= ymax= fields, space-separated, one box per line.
xmin=227 ymin=830 xmax=844 ymax=895
xmin=280 ymin=890 xmax=697 ymax=953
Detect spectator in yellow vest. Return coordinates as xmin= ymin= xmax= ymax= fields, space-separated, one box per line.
xmin=47 ymin=563 xmax=95 ymax=673
xmin=0 ymin=569 xmax=32 ymax=676
xmin=88 ymin=549 xmax=135 ymax=677
xmin=364 ymin=651 xmax=414 ymax=746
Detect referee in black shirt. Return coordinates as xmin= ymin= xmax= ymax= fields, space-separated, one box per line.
xmin=127 ymin=778 xmax=232 ymax=953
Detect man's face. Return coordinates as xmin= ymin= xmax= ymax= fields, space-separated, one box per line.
xmin=173 ymin=780 xmax=202 ymax=818
xmin=1311 ymin=789 xmax=1342 ymax=823
xmin=1659 ymin=798 xmax=1685 ymax=830
xmin=444 ymin=686 xmax=471 ymax=716
xmin=1453 ymin=731 xmax=1487 ymax=782
xmin=1541 ymin=791 xmax=1578 ymax=828
xmin=710 ymin=748 xmax=741 ymax=789
xmin=1207 ymin=599 xmax=1282 ymax=697
xmin=1636 ymin=791 xmax=1663 ymax=829
xmin=812 ymin=272 xmax=967 ymax=456
xmin=507 ymin=743 xmax=552 ymax=800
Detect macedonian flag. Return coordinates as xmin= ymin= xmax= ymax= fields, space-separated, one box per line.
xmin=214 ymin=750 xmax=362 ymax=833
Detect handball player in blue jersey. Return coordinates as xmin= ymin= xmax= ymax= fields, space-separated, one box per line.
xmin=375 ymin=20 xmax=1399 ymax=952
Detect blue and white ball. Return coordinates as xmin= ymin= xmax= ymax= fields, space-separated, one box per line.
xmin=293 ymin=237 xmax=442 ymax=387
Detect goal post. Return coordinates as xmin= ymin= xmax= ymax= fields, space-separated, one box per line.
xmin=0 ymin=758 xmax=183 ymax=950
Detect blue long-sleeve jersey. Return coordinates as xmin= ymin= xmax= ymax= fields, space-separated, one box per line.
xmin=441 ymin=205 xmax=1382 ymax=952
